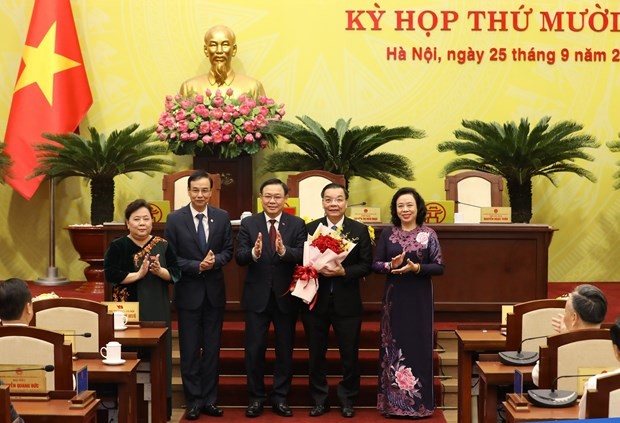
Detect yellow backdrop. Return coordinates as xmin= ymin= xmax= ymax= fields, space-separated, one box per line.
xmin=0 ymin=1 xmax=619 ymax=282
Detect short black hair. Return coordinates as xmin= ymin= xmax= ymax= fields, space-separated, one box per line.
xmin=611 ymin=317 xmax=620 ymax=350
xmin=390 ymin=187 xmax=427 ymax=226
xmin=260 ymin=178 xmax=289 ymax=195
xmin=124 ymin=199 xmax=153 ymax=221
xmin=321 ymin=183 xmax=348 ymax=199
xmin=187 ymin=170 xmax=213 ymax=189
xmin=571 ymin=284 xmax=607 ymax=324
xmin=0 ymin=278 xmax=32 ymax=321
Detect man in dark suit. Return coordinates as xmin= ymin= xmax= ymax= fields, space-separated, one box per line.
xmin=302 ymin=183 xmax=372 ymax=418
xmin=164 ymin=170 xmax=233 ymax=420
xmin=236 ymin=178 xmax=307 ymax=418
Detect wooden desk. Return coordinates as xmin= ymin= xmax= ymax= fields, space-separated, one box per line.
xmin=503 ymin=399 xmax=578 ymax=422
xmin=114 ymin=324 xmax=167 ymax=423
xmin=103 ymin=223 xmax=555 ymax=322
xmin=456 ymin=329 xmax=506 ymax=423
xmin=12 ymin=391 xmax=100 ymax=422
xmin=74 ymin=356 xmax=140 ymax=423
xmin=477 ymin=360 xmax=533 ymax=423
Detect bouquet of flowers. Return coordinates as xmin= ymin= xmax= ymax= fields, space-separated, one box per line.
xmin=289 ymin=223 xmax=357 ymax=309
xmin=156 ymin=89 xmax=285 ymax=158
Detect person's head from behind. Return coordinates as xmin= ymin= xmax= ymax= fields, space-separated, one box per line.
xmin=611 ymin=317 xmax=620 ymax=362
xmin=389 ymin=187 xmax=427 ymax=227
xmin=204 ymin=25 xmax=237 ymax=84
xmin=563 ymin=284 xmax=607 ymax=331
xmin=187 ymin=170 xmax=213 ymax=212
xmin=0 ymin=278 xmax=33 ymax=324
xmin=320 ymin=183 xmax=348 ymax=224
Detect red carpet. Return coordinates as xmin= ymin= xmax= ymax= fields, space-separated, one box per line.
xmin=176 ymin=407 xmax=446 ymax=423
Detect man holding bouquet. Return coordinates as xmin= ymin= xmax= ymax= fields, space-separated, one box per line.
xmin=236 ymin=179 xmax=307 ymax=417
xmin=302 ymin=183 xmax=373 ymax=418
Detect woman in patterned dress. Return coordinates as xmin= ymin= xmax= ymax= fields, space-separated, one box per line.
xmin=372 ymin=187 xmax=445 ymax=417
xmin=104 ymin=199 xmax=180 ymax=419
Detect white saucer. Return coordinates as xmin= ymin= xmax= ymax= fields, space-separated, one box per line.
xmin=114 ymin=326 xmax=128 ymax=331
xmin=102 ymin=359 xmax=126 ymax=366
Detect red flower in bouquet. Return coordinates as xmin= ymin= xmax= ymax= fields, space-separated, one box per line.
xmin=156 ymin=88 xmax=285 ymax=158
xmin=310 ymin=234 xmax=346 ymax=254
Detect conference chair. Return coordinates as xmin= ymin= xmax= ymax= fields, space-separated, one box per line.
xmin=444 ymin=170 xmax=504 ymax=223
xmin=0 ymin=326 xmax=72 ymax=391
xmin=32 ymin=297 xmax=114 ymax=353
xmin=505 ymin=298 xmax=567 ymax=352
xmin=537 ymin=328 xmax=617 ymax=393
xmin=0 ymin=386 xmax=10 ymax=423
xmin=584 ymin=370 xmax=620 ymax=418
xmin=286 ymin=170 xmax=346 ymax=220
xmin=162 ymin=170 xmax=221 ymax=210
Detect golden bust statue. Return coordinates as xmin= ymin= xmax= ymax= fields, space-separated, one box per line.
xmin=179 ymin=25 xmax=266 ymax=99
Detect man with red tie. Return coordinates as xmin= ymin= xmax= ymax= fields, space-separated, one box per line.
xmin=236 ymin=179 xmax=307 ymax=418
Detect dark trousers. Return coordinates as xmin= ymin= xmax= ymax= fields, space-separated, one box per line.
xmin=177 ymin=302 xmax=224 ymax=408
xmin=302 ymin=295 xmax=362 ymax=407
xmin=244 ymin=293 xmax=297 ymax=403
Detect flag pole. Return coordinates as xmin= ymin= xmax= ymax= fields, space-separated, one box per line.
xmin=35 ymin=177 xmax=69 ymax=285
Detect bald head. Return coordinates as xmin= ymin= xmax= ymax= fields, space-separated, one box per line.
xmin=204 ymin=25 xmax=236 ymax=45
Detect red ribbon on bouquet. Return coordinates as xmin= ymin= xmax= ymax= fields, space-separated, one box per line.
xmin=285 ymin=265 xmax=320 ymax=310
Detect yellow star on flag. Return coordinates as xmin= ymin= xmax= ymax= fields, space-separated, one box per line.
xmin=14 ymin=21 xmax=81 ymax=106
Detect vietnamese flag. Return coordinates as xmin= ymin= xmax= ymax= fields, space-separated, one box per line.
xmin=4 ymin=0 xmax=92 ymax=199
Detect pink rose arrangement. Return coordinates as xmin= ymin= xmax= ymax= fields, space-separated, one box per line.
xmin=156 ymin=88 xmax=285 ymax=158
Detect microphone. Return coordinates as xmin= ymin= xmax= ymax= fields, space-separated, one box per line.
xmin=64 ymin=332 xmax=92 ymax=338
xmin=498 ymin=334 xmax=548 ymax=366
xmin=0 ymin=365 xmax=54 ymax=373
xmin=455 ymin=200 xmax=482 ymax=208
xmin=347 ymin=202 xmax=367 ymax=208
xmin=528 ymin=373 xmax=597 ymax=408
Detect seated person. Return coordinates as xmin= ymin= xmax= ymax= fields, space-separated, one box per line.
xmin=578 ymin=317 xmax=620 ymax=419
xmin=0 ymin=278 xmax=33 ymax=423
xmin=532 ymin=284 xmax=607 ymax=386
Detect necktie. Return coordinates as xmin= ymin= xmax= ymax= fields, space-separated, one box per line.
xmin=196 ymin=213 xmax=207 ymax=254
xmin=331 ymin=225 xmax=338 ymax=231
xmin=269 ymin=219 xmax=277 ymax=251
xmin=330 ymin=225 xmax=338 ymax=293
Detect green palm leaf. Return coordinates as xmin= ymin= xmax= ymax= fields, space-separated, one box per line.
xmin=437 ymin=116 xmax=599 ymax=222
xmin=0 ymin=142 xmax=12 ymax=183
xmin=262 ymin=116 xmax=424 ymax=188
xmin=32 ymin=123 xmax=174 ymax=224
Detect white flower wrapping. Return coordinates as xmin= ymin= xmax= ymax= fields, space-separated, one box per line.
xmin=290 ymin=223 xmax=357 ymax=305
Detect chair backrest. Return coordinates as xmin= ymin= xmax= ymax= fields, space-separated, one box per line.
xmin=286 ymin=171 xmax=346 ymax=220
xmin=0 ymin=326 xmax=72 ymax=391
xmin=32 ymin=297 xmax=114 ymax=353
xmin=445 ymin=170 xmax=504 ymax=223
xmin=162 ymin=170 xmax=221 ymax=210
xmin=538 ymin=328 xmax=617 ymax=392
xmin=585 ymin=369 xmax=620 ymax=418
xmin=0 ymin=385 xmax=10 ymax=423
xmin=505 ymin=298 xmax=567 ymax=351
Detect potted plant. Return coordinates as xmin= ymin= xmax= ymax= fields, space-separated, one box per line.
xmin=437 ymin=117 xmax=599 ymax=223
xmin=260 ymin=115 xmax=424 ymax=188
xmin=32 ymin=123 xmax=174 ymax=281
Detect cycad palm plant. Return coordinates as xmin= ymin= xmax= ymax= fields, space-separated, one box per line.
xmin=32 ymin=123 xmax=174 ymax=225
xmin=0 ymin=142 xmax=11 ymax=183
xmin=261 ymin=116 xmax=424 ymax=188
xmin=608 ymin=134 xmax=620 ymax=190
xmin=437 ymin=117 xmax=599 ymax=223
